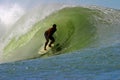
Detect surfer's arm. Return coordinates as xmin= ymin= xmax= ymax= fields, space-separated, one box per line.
xmin=46 ymin=28 xmax=52 ymax=37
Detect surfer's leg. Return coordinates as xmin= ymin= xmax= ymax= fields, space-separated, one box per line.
xmin=49 ymin=36 xmax=55 ymax=47
xmin=44 ymin=32 xmax=49 ymax=50
xmin=44 ymin=39 xmax=49 ymax=50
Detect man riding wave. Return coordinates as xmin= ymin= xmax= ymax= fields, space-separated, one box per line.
xmin=44 ymin=24 xmax=57 ymax=50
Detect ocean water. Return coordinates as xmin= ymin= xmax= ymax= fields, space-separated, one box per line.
xmin=0 ymin=5 xmax=120 ymax=80
xmin=0 ymin=44 xmax=120 ymax=80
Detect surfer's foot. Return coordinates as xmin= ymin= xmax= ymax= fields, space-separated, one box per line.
xmin=44 ymin=48 xmax=47 ymax=50
xmin=49 ymin=44 xmax=52 ymax=47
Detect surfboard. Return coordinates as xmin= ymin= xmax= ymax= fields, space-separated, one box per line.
xmin=38 ymin=46 xmax=51 ymax=54
xmin=38 ymin=44 xmax=54 ymax=55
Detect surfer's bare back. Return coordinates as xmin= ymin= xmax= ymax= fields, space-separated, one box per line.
xmin=44 ymin=24 xmax=57 ymax=50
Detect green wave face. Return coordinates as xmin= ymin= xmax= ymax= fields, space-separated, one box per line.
xmin=42 ymin=7 xmax=96 ymax=52
xmin=1 ymin=7 xmax=100 ymax=62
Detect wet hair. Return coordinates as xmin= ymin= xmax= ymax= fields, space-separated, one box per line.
xmin=53 ymin=24 xmax=56 ymax=28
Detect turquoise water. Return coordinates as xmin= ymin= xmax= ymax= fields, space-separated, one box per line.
xmin=0 ymin=6 xmax=120 ymax=80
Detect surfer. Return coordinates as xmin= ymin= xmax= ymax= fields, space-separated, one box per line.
xmin=44 ymin=24 xmax=57 ymax=50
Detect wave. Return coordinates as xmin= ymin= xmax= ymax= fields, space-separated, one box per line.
xmin=1 ymin=5 xmax=120 ymax=63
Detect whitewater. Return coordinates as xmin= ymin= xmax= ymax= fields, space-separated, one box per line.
xmin=0 ymin=4 xmax=120 ymax=80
